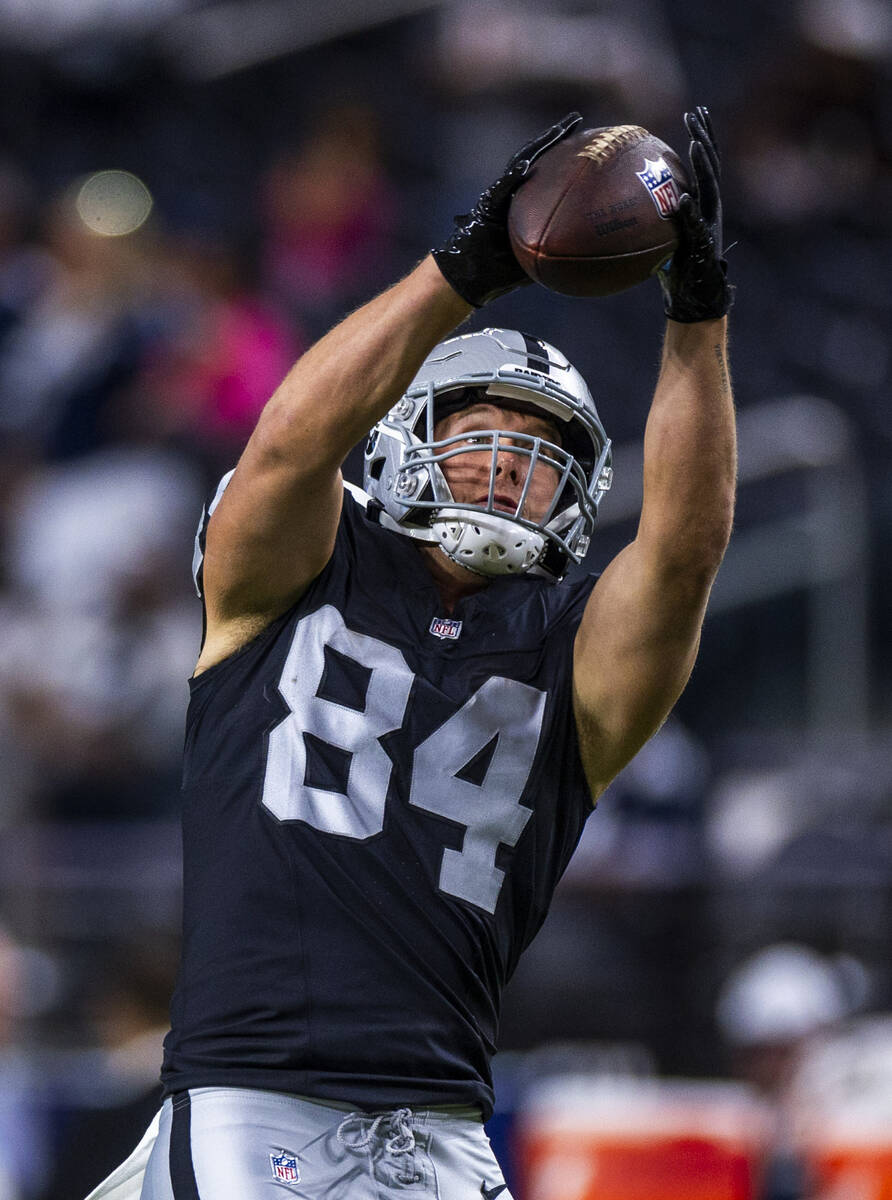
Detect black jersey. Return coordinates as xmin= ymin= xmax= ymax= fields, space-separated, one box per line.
xmin=161 ymin=485 xmax=596 ymax=1118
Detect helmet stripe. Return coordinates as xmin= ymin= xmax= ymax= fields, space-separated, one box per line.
xmin=521 ymin=332 xmax=552 ymax=374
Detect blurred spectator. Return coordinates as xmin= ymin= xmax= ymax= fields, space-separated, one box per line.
xmin=0 ymin=926 xmax=55 ymax=1200
xmin=717 ymin=943 xmax=867 ymax=1200
xmin=705 ymin=735 xmax=892 ymax=883
xmin=730 ymin=50 xmax=883 ymax=228
xmin=0 ymin=159 xmax=55 ymax=354
xmin=433 ymin=0 xmax=684 ymax=123
xmin=718 ymin=0 xmax=892 ymax=459
xmin=0 ymin=185 xmax=152 ymax=461
xmin=39 ymin=946 xmax=172 ymax=1200
xmin=723 ymin=0 xmax=891 ymax=230
xmin=127 ymin=235 xmax=302 ymax=472
xmin=0 ymin=447 xmax=202 ymax=819
xmin=786 ymin=1014 xmax=892 ymax=1200
xmin=259 ymin=102 xmax=399 ymax=335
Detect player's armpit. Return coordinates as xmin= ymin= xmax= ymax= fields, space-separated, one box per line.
xmin=570 ymin=536 xmax=719 ymax=801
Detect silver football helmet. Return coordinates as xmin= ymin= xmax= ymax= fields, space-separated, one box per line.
xmin=363 ymin=328 xmax=612 ymax=581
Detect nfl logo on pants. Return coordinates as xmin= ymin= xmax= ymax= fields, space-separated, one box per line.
xmin=270 ymin=1151 xmax=300 ymax=1183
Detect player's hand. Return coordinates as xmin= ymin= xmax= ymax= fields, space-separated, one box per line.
xmin=658 ymin=106 xmax=734 ymax=322
xmin=432 ymin=112 xmax=583 ymax=308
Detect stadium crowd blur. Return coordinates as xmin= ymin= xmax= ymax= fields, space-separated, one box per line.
xmin=0 ymin=1 xmax=891 ymax=1197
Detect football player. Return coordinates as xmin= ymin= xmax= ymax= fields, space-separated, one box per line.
xmin=87 ymin=107 xmax=734 ymax=1200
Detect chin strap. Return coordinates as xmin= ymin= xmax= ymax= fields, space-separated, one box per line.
xmin=345 ymin=480 xmax=439 ymax=542
xmin=372 ymin=503 xmax=439 ymax=543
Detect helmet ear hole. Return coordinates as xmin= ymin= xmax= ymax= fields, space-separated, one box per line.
xmin=367 ymin=457 xmax=385 ymax=481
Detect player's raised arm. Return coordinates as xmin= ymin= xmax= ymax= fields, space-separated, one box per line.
xmin=572 ymin=106 xmax=737 ymax=798
xmin=197 ymin=260 xmax=469 ymax=667
xmin=198 ymin=113 xmax=583 ymax=670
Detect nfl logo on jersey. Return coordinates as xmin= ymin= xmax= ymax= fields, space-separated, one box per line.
xmin=429 ymin=616 xmax=463 ymax=640
xmin=270 ymin=1151 xmax=300 ymax=1184
xmin=635 ymin=156 xmax=682 ymax=217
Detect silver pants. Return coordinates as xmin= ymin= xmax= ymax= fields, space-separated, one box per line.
xmin=86 ymin=1087 xmax=513 ymax=1200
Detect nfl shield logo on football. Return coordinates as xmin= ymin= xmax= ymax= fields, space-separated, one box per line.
xmin=270 ymin=1151 xmax=300 ymax=1184
xmin=429 ymin=616 xmax=463 ymax=640
xmin=635 ymin=156 xmax=682 ymax=218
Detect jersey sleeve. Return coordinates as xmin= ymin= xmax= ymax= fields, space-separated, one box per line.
xmin=191 ymin=469 xmax=235 ymax=599
xmin=192 ymin=473 xmax=371 ymax=600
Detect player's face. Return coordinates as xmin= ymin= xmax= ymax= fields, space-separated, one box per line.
xmin=433 ymin=403 xmax=563 ymax=525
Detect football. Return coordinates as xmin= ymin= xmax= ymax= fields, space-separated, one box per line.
xmin=508 ymin=124 xmax=690 ymax=297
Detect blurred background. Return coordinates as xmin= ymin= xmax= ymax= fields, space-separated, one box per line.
xmin=0 ymin=0 xmax=890 ymax=1197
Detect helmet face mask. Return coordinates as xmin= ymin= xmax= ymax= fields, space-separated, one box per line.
xmin=364 ymin=328 xmax=612 ymax=581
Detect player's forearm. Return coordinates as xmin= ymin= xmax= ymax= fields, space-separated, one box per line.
xmin=257 ymin=256 xmax=472 ymax=473
xmin=638 ymin=317 xmax=736 ymax=576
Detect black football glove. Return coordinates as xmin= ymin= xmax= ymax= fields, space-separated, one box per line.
xmin=432 ymin=112 xmax=583 ymax=308
xmin=658 ymin=106 xmax=734 ymax=322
